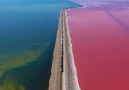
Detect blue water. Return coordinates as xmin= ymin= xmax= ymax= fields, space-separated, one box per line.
xmin=0 ymin=0 xmax=78 ymax=90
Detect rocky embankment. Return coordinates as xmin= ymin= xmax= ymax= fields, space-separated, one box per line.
xmin=49 ymin=9 xmax=80 ymax=90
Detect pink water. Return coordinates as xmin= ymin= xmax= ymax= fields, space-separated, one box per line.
xmin=66 ymin=3 xmax=129 ymax=90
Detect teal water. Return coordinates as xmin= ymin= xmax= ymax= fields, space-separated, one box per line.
xmin=0 ymin=0 xmax=78 ymax=90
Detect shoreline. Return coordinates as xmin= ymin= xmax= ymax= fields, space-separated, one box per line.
xmin=48 ymin=9 xmax=80 ymax=90
xmin=48 ymin=10 xmax=63 ymax=90
xmin=64 ymin=10 xmax=80 ymax=90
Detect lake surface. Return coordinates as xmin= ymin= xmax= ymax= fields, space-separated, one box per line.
xmin=0 ymin=0 xmax=78 ymax=90
xmin=66 ymin=1 xmax=129 ymax=90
